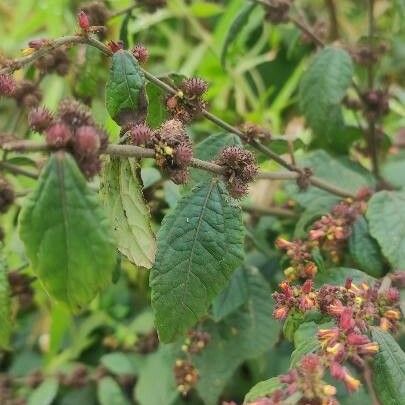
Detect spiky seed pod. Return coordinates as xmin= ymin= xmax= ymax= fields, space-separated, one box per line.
xmin=45 ymin=122 xmax=73 ymax=148
xmin=168 ymin=168 xmax=189 ymax=185
xmin=129 ymin=123 xmax=154 ymax=146
xmin=81 ymin=1 xmax=109 ymax=26
xmin=240 ymin=122 xmax=271 ymax=143
xmin=180 ymin=77 xmax=208 ymax=97
xmin=174 ymin=143 xmax=193 ymax=166
xmin=216 ymin=146 xmax=257 ymax=198
xmin=73 ymin=126 xmax=101 ymax=157
xmin=57 ymin=98 xmax=94 ymax=129
xmin=158 ymin=119 xmax=188 ymax=144
xmin=0 ymin=178 xmax=15 ymax=213
xmin=28 ymin=107 xmax=54 ymax=132
xmin=0 ymin=74 xmax=16 ymax=96
xmin=13 ymin=80 xmax=42 ymax=108
xmin=132 ymin=44 xmax=149 ymax=64
xmin=78 ymin=156 xmax=102 ymax=178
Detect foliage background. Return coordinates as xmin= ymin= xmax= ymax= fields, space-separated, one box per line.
xmin=0 ymin=0 xmax=404 ymax=404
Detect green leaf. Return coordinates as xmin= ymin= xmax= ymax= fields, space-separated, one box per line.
xmin=190 ymin=133 xmax=241 ymax=184
xmin=0 ymin=256 xmax=12 ymax=349
xmin=19 ymin=153 xmax=116 ymax=311
xmin=212 ymin=266 xmax=248 ymax=321
xmin=371 ymin=327 xmax=405 ymax=405
xmin=314 ymin=267 xmax=375 ymax=288
xmin=98 ymin=377 xmax=130 ymax=405
xmin=100 ymin=352 xmax=142 ymax=376
xmin=290 ymin=321 xmax=333 ymax=367
xmin=348 ymin=216 xmax=385 ymax=277
xmin=146 ymin=82 xmax=168 ymax=128
xmin=299 ymin=47 xmax=353 ymax=138
xmin=134 ymin=346 xmax=179 ymax=405
xmin=221 ymin=3 xmax=257 ymax=67
xmin=150 ymin=178 xmax=244 ymax=342
xmin=367 ymin=191 xmax=405 ymax=268
xmin=100 ymin=157 xmax=156 ymax=269
xmin=286 ymin=150 xmax=374 ymax=207
xmin=105 ymin=50 xmax=147 ymax=125
xmin=193 ymin=268 xmax=281 ymax=405
xmin=244 ymin=377 xmax=283 ymax=404
xmin=382 ymin=151 xmax=405 ymax=188
xmin=28 ymin=377 xmax=59 ymax=405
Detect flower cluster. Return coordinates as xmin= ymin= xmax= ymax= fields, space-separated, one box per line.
xmin=181 ymin=330 xmax=211 ymax=355
xmin=350 ymin=43 xmax=388 ymax=67
xmin=28 ymin=99 xmax=108 ymax=178
xmin=272 ymin=279 xmax=317 ymax=320
xmin=166 ymin=77 xmax=208 ymax=123
xmin=309 ymin=198 xmax=366 ymax=262
xmin=275 ymin=238 xmax=317 ymax=280
xmin=173 ymin=359 xmax=199 ymax=396
xmin=274 ymin=279 xmax=401 ymax=333
xmin=362 ymin=89 xmax=390 ymax=121
xmin=251 ymin=354 xmax=338 ymax=405
xmin=272 ymin=278 xmax=401 ymax=394
xmin=216 ymin=146 xmax=258 ymax=198
xmin=153 ymin=119 xmax=193 ymax=184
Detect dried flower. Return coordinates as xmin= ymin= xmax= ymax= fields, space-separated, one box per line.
xmin=28 ymin=107 xmax=53 ymax=132
xmin=45 ymin=122 xmax=73 ymax=148
xmin=0 ymin=74 xmax=16 ymax=96
xmin=132 ymin=44 xmax=149 ymax=63
xmin=216 ymin=146 xmax=257 ymax=198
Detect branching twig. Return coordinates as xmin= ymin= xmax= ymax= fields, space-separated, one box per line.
xmin=0 ymin=161 xmax=38 ymax=179
xmin=0 ymin=34 xmax=356 ymax=199
xmin=242 ymin=204 xmax=296 ymax=218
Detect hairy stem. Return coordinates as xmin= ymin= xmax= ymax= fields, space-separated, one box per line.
xmin=324 ymin=0 xmax=339 ymax=39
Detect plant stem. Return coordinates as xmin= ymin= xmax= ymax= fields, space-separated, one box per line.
xmin=324 ymin=0 xmax=339 ymax=39
xmin=0 ymin=140 xmax=357 ymax=197
xmin=363 ymin=363 xmax=381 ymax=405
xmin=242 ymin=204 xmax=296 ymax=218
xmin=0 ymin=34 xmax=356 ymax=199
xmin=366 ymin=0 xmax=380 ymax=179
xmin=0 ymin=161 xmax=38 ymax=179
xmin=289 ymin=16 xmax=325 ymax=47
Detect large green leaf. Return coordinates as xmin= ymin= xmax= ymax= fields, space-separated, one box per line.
xmin=299 ymin=47 xmax=353 ymax=138
xmin=105 ymin=50 xmax=147 ymax=125
xmin=97 ymin=377 xmax=130 ymax=405
xmin=367 ymin=191 xmax=405 ymax=268
xmin=134 ymin=346 xmax=179 ymax=405
xmin=244 ymin=377 xmax=283 ymax=404
xmin=220 ymin=3 xmax=257 ymax=67
xmin=212 ymin=266 xmax=248 ymax=322
xmin=382 ymin=151 xmax=405 ymax=189
xmin=286 ymin=150 xmax=375 ymax=207
xmin=19 ymin=153 xmax=116 ymax=311
xmin=314 ymin=267 xmax=375 ymax=288
xmin=348 ymin=216 xmax=385 ymax=277
xmin=28 ymin=377 xmax=59 ymax=405
xmin=371 ymin=327 xmax=405 ymax=405
xmin=0 ymin=255 xmax=12 ymax=349
xmin=100 ymin=157 xmax=156 ymax=269
xmin=193 ymin=268 xmax=281 ymax=405
xmin=150 ymin=178 xmax=244 ymax=342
